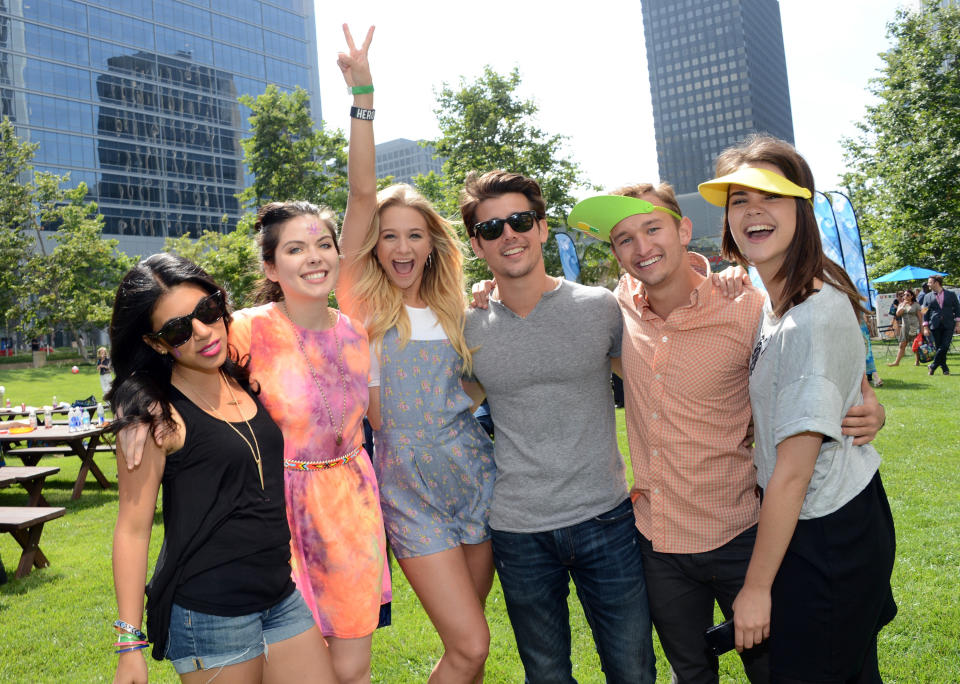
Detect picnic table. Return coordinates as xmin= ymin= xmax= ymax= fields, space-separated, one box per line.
xmin=0 ymin=423 xmax=113 ymax=500
xmin=0 ymin=465 xmax=60 ymax=506
xmin=0 ymin=465 xmax=66 ymax=578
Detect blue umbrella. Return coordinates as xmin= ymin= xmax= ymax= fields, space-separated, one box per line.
xmin=872 ymin=265 xmax=948 ymax=283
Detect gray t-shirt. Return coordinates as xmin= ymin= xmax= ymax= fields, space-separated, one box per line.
xmin=464 ymin=279 xmax=628 ymax=533
xmin=749 ymin=283 xmax=880 ymax=520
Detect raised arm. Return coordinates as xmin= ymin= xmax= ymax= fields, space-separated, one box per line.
xmin=338 ymin=24 xmax=377 ymax=270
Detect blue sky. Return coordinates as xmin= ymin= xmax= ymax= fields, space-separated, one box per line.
xmin=315 ymin=1 xmax=906 ymax=196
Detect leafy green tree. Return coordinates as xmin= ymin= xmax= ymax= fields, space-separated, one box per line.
xmin=423 ymin=67 xmax=601 ymax=283
xmin=841 ymin=1 xmax=960 ymax=282
xmin=18 ymin=185 xmax=133 ymax=361
xmin=239 ymin=85 xmax=348 ymax=213
xmin=0 ymin=120 xmax=46 ymax=331
xmin=165 ymin=216 xmax=260 ymax=309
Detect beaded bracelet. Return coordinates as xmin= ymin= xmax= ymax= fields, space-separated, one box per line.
xmin=113 ymin=619 xmax=147 ymax=642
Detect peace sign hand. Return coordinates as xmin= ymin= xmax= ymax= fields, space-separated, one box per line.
xmin=337 ymin=24 xmax=374 ymax=88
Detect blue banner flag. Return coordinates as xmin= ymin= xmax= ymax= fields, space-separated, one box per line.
xmin=554 ymin=232 xmax=581 ymax=282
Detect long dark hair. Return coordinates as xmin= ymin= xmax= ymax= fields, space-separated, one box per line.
xmin=717 ymin=134 xmax=866 ymax=318
xmin=108 ymin=253 xmax=254 ymax=439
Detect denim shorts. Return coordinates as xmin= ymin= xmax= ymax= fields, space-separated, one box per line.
xmin=166 ymin=589 xmax=316 ymax=675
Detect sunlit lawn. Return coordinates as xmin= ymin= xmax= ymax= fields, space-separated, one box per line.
xmin=1 ymin=358 xmax=958 ymax=682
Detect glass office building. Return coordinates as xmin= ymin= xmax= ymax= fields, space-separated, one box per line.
xmin=641 ymin=0 xmax=794 ymax=194
xmin=0 ymin=0 xmax=320 ymax=251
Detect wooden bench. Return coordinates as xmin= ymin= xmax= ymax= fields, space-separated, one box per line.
xmin=0 ymin=506 xmax=66 ymax=578
xmin=0 ymin=465 xmax=60 ymax=506
xmin=4 ymin=444 xmax=115 ymax=467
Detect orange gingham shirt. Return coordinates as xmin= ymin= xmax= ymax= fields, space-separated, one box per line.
xmin=618 ymin=253 xmax=764 ymax=553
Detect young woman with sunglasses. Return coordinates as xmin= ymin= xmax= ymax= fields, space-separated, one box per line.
xmin=116 ymin=214 xmax=391 ymax=683
xmin=109 ymin=254 xmax=336 ymax=684
xmin=698 ymin=135 xmax=897 ymax=682
xmin=336 ymin=25 xmax=496 ymax=681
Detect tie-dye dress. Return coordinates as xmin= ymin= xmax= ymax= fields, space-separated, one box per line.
xmin=229 ymin=303 xmax=391 ymax=638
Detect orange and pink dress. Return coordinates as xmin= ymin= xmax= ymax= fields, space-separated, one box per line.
xmin=229 ymin=303 xmax=391 ymax=638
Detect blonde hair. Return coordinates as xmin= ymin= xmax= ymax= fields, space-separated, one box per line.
xmin=347 ymin=184 xmax=473 ymax=374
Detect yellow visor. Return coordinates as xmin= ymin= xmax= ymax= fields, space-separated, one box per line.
xmin=698 ymin=166 xmax=812 ymax=207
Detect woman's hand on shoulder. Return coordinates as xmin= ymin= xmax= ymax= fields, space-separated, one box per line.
xmin=337 ymin=24 xmax=374 ymax=88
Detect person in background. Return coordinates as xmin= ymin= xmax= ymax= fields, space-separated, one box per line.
xmin=887 ymin=291 xmax=902 ymax=339
xmin=921 ymin=275 xmax=960 ymax=375
xmin=887 ymin=289 xmax=923 ymax=366
xmin=97 ymin=346 xmax=113 ymax=399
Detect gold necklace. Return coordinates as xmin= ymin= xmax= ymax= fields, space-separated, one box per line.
xmin=279 ymin=301 xmax=349 ymax=446
xmin=184 ymin=370 xmax=264 ymax=490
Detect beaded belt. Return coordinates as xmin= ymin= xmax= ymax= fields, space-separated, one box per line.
xmin=284 ymin=445 xmax=362 ymax=471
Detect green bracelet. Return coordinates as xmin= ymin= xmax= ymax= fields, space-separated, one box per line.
xmin=350 ymin=84 xmax=374 ymax=95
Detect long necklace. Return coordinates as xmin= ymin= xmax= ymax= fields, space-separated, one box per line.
xmin=185 ymin=370 xmax=264 ymax=490
xmin=279 ymin=301 xmax=349 ymax=446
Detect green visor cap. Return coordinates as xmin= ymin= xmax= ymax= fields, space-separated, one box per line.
xmin=567 ymin=195 xmax=682 ymax=243
xmin=698 ymin=166 xmax=812 ymax=207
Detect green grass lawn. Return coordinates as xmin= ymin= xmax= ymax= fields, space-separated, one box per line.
xmin=1 ymin=360 xmax=958 ymax=682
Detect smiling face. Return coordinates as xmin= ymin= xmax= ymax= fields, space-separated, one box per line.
xmin=609 ymin=192 xmax=692 ymax=291
xmin=725 ymin=162 xmax=798 ymax=279
xmin=376 ymin=205 xmax=433 ymax=302
xmin=469 ymin=192 xmax=548 ymax=281
xmin=263 ymin=213 xmax=340 ymax=305
xmin=144 ymin=283 xmax=227 ymax=371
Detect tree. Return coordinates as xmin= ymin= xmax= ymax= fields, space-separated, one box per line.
xmin=165 ymin=216 xmax=260 ymax=309
xmin=18 ymin=184 xmax=133 ymax=361
xmin=0 ymin=119 xmax=51 ymax=333
xmin=841 ymin=1 xmax=960 ymax=282
xmin=239 ymin=85 xmax=348 ymax=213
xmin=423 ymin=67 xmax=602 ymax=283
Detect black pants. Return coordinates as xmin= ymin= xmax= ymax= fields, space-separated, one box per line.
xmin=639 ymin=526 xmax=769 ymax=684
xmin=929 ymin=326 xmax=954 ymax=373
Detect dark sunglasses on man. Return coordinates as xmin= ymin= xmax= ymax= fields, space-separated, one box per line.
xmin=472 ymin=210 xmax=542 ymax=241
xmin=147 ymin=290 xmax=226 ymax=348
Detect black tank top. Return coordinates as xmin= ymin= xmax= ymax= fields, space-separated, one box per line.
xmin=162 ymin=384 xmax=294 ymax=615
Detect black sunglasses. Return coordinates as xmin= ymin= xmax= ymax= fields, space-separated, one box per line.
xmin=473 ymin=210 xmax=541 ymax=241
xmin=148 ymin=290 xmax=226 ymax=348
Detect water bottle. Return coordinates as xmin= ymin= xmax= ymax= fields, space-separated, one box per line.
xmin=96 ymin=402 xmax=105 ymax=426
xmin=44 ymin=405 xmax=53 ymax=429
xmin=28 ymin=408 xmax=37 ymax=429
xmin=68 ymin=407 xmax=78 ymax=433
xmin=52 ymin=395 xmax=57 ymax=408
xmin=81 ymin=408 xmax=91 ymax=430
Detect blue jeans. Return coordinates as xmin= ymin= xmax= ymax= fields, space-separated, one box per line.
xmin=491 ymin=499 xmax=656 ymax=684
